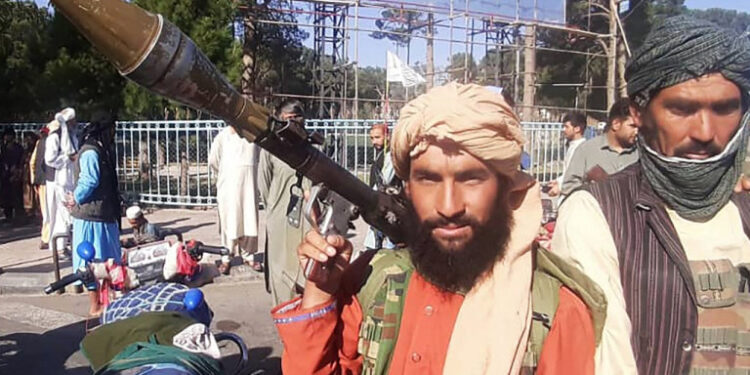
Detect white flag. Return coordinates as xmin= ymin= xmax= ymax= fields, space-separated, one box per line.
xmin=386 ymin=51 xmax=425 ymax=88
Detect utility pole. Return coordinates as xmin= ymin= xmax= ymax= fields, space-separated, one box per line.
xmin=426 ymin=12 xmax=435 ymax=89
xmin=241 ymin=2 xmax=256 ymax=99
xmin=607 ymin=0 xmax=617 ymax=108
xmin=522 ymin=25 xmax=536 ymax=121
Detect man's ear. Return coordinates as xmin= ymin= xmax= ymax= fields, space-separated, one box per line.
xmin=404 ymin=181 xmax=411 ymax=199
xmin=628 ymin=102 xmax=643 ymax=127
xmin=611 ymin=118 xmax=622 ymax=132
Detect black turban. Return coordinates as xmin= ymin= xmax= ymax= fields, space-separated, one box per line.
xmin=79 ymin=110 xmax=116 ymax=146
xmin=626 ymin=15 xmax=750 ymax=107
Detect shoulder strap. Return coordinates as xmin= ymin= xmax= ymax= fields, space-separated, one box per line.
xmin=523 ymin=246 xmax=608 ymax=370
xmin=356 ymin=249 xmax=413 ymax=308
xmin=356 ymin=248 xmax=414 ymax=375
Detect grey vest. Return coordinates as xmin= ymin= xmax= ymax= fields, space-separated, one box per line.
xmin=71 ymin=143 xmax=120 ymax=223
xmin=584 ymin=164 xmax=750 ymax=374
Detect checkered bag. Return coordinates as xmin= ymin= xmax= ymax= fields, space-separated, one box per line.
xmin=101 ymin=282 xmax=213 ymax=326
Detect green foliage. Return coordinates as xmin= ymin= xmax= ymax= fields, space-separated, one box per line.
xmin=0 ymin=1 xmax=52 ymax=121
xmin=346 ymin=65 xmax=387 ymax=118
xmin=623 ymin=0 xmax=687 ymax=51
xmin=476 ymin=48 xmax=514 ymax=87
xmin=447 ymin=52 xmax=477 ymax=83
xmin=240 ymin=1 xmax=309 ymax=101
xmin=527 ymin=0 xmax=690 ymax=116
xmin=0 ymin=0 xmax=247 ymax=121
xmin=371 ymin=9 xmax=430 ymax=48
xmin=689 ymin=8 xmax=750 ymax=34
xmin=121 ymin=0 xmax=241 ymax=120
xmin=0 ymin=1 xmax=128 ymax=121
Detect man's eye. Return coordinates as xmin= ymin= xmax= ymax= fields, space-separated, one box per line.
xmin=461 ymin=175 xmax=486 ymax=184
xmin=418 ymin=176 xmax=438 ymax=183
xmin=669 ymin=105 xmax=692 ymax=116
xmin=713 ymin=102 xmax=740 ymax=116
xmin=414 ymin=174 xmax=440 ymax=184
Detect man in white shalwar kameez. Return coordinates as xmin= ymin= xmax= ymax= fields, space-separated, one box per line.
xmin=44 ymin=107 xmax=79 ymax=252
xmin=209 ymin=126 xmax=260 ymax=274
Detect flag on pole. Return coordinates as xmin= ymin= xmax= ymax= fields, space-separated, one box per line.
xmin=386 ymin=51 xmax=425 ymax=88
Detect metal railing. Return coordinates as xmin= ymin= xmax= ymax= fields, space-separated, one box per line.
xmin=4 ymin=119 xmax=576 ymax=207
xmin=116 ymin=120 xmax=222 ymax=206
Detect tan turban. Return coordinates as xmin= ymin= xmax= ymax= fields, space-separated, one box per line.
xmin=391 ymin=82 xmax=526 ymax=181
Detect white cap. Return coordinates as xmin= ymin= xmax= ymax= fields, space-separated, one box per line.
xmin=126 ymin=206 xmax=143 ymax=220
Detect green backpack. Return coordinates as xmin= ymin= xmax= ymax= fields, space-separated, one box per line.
xmin=355 ymin=246 xmax=607 ymax=375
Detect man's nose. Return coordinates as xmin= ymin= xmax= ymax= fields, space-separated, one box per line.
xmin=689 ymin=110 xmax=716 ymax=144
xmin=436 ymin=183 xmax=465 ymax=220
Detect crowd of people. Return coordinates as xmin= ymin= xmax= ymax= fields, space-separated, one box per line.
xmin=0 ymin=108 xmax=124 ymax=315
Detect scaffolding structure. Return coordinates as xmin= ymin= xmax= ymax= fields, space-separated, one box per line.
xmin=313 ymin=2 xmax=350 ymax=117
xmin=240 ymin=0 xmax=619 ymax=121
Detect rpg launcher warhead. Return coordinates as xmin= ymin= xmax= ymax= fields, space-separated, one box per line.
xmin=50 ymin=0 xmax=412 ymax=245
xmin=49 ymin=0 xmax=268 ymax=141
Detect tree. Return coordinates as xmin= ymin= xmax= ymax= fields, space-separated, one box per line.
xmin=371 ymin=8 xmax=435 ymax=88
xmin=348 ymin=66 xmax=386 ymax=118
xmin=689 ymin=8 xmax=750 ymax=34
xmin=240 ymin=0 xmax=309 ymax=103
xmin=119 ymin=0 xmax=242 ymax=119
xmin=528 ymin=0 xmax=688 ymax=119
xmin=0 ymin=1 xmax=51 ymax=121
xmin=447 ymin=52 xmax=477 ymax=83
xmin=0 ymin=1 xmax=128 ymax=121
xmin=477 ymin=47 xmax=514 ymax=88
xmin=42 ymin=11 xmax=125 ymax=119
xmin=371 ymin=9 xmax=420 ymax=61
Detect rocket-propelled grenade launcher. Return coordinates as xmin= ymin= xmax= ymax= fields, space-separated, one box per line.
xmin=50 ymin=0 xmax=411 ymax=245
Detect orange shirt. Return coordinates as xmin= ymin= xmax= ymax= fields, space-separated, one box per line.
xmin=273 ymin=272 xmax=595 ymax=375
xmin=383 ymin=273 xmax=464 ymax=374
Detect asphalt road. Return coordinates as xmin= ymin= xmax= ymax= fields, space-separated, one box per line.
xmin=0 ymin=279 xmax=283 ymax=375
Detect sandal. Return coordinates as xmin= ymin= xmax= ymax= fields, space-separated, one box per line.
xmin=218 ymin=262 xmax=231 ymax=275
xmin=249 ymin=261 xmax=263 ymax=273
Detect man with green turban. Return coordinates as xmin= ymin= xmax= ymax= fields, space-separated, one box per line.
xmin=553 ymin=16 xmax=750 ymax=374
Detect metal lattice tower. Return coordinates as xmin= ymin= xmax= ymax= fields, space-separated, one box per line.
xmin=313 ymin=2 xmax=348 ymax=118
xmin=247 ymin=0 xmax=614 ymax=121
xmin=482 ymin=19 xmax=518 ymax=89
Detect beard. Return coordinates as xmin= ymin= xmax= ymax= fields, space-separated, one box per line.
xmin=406 ymin=195 xmax=514 ymax=294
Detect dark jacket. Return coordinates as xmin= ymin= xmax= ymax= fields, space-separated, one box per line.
xmin=585 ymin=164 xmax=750 ymax=374
xmin=70 ymin=142 xmax=120 ymax=223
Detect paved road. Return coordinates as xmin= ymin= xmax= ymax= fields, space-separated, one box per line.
xmin=0 ymin=204 xmax=375 ymax=374
xmin=0 ymin=279 xmax=282 ymax=375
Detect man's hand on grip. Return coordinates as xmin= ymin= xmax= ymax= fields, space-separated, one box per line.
xmin=298 ymin=230 xmax=353 ymax=309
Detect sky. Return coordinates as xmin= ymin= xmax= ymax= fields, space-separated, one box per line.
xmin=684 ymin=0 xmax=750 ymax=12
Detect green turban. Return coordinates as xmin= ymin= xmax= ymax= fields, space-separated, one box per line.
xmin=626 ymin=15 xmax=750 ymax=106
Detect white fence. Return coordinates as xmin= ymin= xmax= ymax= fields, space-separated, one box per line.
xmin=5 ymin=120 xmax=575 ymax=207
